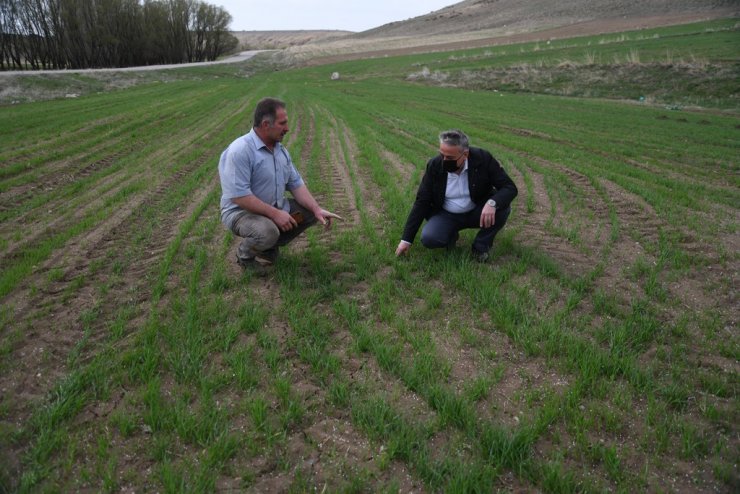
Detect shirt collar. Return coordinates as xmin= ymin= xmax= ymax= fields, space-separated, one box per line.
xmin=248 ymin=128 xmax=281 ymax=153
xmin=448 ymin=159 xmax=469 ymax=175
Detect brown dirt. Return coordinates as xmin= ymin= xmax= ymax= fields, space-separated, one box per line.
xmin=231 ymin=30 xmax=353 ymax=50
xmin=203 ymin=109 xmax=440 ymax=491
xmin=300 ymin=12 xmax=737 ymax=67
xmin=482 ymin=125 xmax=736 ymax=488
xmin=379 ymin=148 xmax=416 ymax=187
xmin=2 ymin=8 xmax=737 ymax=491
xmin=0 ymin=91 xmax=257 ymax=482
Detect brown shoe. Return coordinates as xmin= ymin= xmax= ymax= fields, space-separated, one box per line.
xmin=236 ymin=255 xmax=256 ymax=269
xmin=253 ymin=247 xmax=279 ymax=266
xmin=236 ymin=255 xmax=269 ymax=276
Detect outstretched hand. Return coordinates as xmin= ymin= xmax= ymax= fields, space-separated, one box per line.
xmin=316 ymin=209 xmax=343 ymax=228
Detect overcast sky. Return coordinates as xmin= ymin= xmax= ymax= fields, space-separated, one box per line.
xmin=214 ymin=1 xmax=455 ymax=32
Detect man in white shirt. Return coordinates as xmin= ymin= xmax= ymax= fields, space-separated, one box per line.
xmin=395 ymin=129 xmax=517 ymax=263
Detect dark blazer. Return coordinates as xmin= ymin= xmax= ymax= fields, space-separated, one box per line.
xmin=401 ymin=146 xmax=518 ymax=243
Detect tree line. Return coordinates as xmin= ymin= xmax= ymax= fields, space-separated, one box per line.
xmin=0 ymin=0 xmax=239 ymax=70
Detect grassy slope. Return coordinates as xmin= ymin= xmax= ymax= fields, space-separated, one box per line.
xmin=325 ymin=18 xmax=740 ymax=109
xmin=0 ymin=19 xmax=738 ymax=493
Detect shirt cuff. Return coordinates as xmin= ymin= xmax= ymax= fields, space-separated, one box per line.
xmin=400 ymin=240 xmax=412 ymax=246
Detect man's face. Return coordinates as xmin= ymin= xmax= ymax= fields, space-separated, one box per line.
xmin=439 ymin=142 xmax=467 ymax=170
xmin=263 ymin=107 xmax=289 ymax=143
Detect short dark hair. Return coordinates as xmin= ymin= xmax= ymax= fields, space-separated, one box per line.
xmin=253 ymin=97 xmax=286 ymax=128
xmin=439 ymin=129 xmax=469 ymax=150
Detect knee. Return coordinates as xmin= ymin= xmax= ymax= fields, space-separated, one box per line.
xmin=420 ymin=228 xmax=444 ymax=248
xmin=260 ymin=225 xmax=280 ymax=249
xmin=420 ymin=231 xmax=434 ymax=248
xmin=251 ymin=220 xmax=280 ymax=250
xmin=495 ymin=206 xmax=511 ymax=227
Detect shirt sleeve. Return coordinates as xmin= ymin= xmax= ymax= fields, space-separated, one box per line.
xmin=221 ymin=144 xmax=253 ymax=199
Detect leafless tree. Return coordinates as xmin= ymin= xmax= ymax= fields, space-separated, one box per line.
xmin=0 ymin=0 xmax=237 ymax=70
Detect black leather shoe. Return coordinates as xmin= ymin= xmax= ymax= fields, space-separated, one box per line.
xmin=447 ymin=231 xmax=460 ymax=250
xmin=471 ymin=249 xmax=489 ymax=263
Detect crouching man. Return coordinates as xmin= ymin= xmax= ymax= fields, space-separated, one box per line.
xmin=395 ymin=129 xmax=517 ymax=262
xmin=218 ymin=97 xmax=341 ymax=268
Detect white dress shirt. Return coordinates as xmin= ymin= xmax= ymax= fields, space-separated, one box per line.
xmin=443 ymin=161 xmax=475 ymax=214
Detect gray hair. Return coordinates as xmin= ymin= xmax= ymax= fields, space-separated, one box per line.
xmin=439 ymin=129 xmax=469 ymax=150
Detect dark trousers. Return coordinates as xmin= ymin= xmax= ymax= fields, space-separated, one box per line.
xmin=420 ymin=205 xmax=510 ymax=254
xmin=232 ymin=199 xmax=317 ymax=261
xmin=276 ymin=200 xmax=318 ymax=246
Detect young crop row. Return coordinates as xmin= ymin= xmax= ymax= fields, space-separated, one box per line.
xmin=1 ymin=21 xmax=737 ymax=492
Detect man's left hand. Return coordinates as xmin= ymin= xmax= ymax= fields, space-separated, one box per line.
xmin=480 ymin=204 xmax=496 ymax=229
xmin=316 ymin=209 xmax=343 ymax=227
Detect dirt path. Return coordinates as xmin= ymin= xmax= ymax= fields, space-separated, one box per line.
xmin=0 ymin=51 xmax=266 ymax=76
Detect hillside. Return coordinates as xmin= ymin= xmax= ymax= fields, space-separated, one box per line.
xmin=279 ymin=0 xmax=738 ymax=64
xmin=356 ymin=0 xmax=738 ymax=39
xmin=230 ymin=30 xmax=352 ymax=50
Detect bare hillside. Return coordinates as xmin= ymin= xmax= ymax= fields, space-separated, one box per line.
xmin=356 ymin=0 xmax=738 ymax=38
xmin=278 ymin=0 xmax=738 ymax=64
xmin=231 ymin=30 xmax=352 ymax=50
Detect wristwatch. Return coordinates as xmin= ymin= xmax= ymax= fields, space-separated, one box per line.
xmin=486 ymin=199 xmax=497 ymax=209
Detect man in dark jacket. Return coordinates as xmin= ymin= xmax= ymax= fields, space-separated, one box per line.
xmin=395 ymin=129 xmax=517 ymax=262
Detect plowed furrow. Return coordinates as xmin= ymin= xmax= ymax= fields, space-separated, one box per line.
xmin=0 ymin=157 xmax=216 ymax=424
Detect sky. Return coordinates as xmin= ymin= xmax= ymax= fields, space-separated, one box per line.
xmin=214 ymin=1 xmax=456 ymax=32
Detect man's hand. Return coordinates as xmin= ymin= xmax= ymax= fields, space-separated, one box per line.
xmin=480 ymin=203 xmax=496 ymax=229
xmin=272 ymin=209 xmax=298 ymax=232
xmin=395 ymin=240 xmax=411 ymax=257
xmin=316 ymin=209 xmax=343 ymax=228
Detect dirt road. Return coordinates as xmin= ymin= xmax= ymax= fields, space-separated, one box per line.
xmin=0 ymin=50 xmax=266 ymax=76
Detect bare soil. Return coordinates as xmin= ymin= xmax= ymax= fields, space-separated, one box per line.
xmin=298 ymin=12 xmax=738 ymax=66
xmin=231 ymin=30 xmax=353 ymax=50
xmin=1 ymin=3 xmax=737 ymax=492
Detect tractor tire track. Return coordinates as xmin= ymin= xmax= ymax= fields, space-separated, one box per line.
xmin=508 ymin=158 xmax=602 ymax=278
xmin=379 ymin=148 xmax=415 ymax=187
xmin=318 ymin=128 xmax=360 ymax=230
